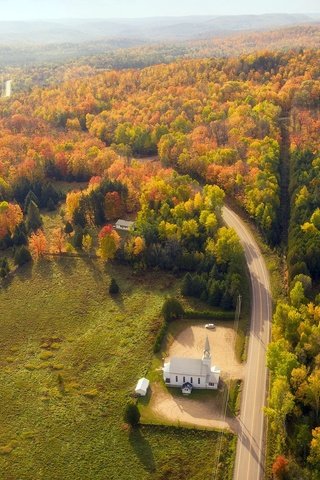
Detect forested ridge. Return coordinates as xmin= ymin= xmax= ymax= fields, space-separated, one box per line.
xmin=1 ymin=23 xmax=319 ymax=68
xmin=0 ymin=48 xmax=320 ymax=478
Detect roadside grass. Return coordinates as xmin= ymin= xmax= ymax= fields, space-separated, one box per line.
xmin=235 ymin=257 xmax=251 ymax=362
xmin=227 ymin=379 xmax=242 ymax=417
xmin=0 ymin=255 xmax=235 ymax=479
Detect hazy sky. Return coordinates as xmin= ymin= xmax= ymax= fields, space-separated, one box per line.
xmin=0 ymin=0 xmax=319 ymax=21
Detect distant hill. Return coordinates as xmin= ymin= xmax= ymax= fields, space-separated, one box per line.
xmin=0 ymin=13 xmax=319 ymax=45
xmin=1 ymin=22 xmax=319 ymax=70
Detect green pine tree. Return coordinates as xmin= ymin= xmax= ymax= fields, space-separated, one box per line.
xmin=26 ymin=201 xmax=42 ymax=233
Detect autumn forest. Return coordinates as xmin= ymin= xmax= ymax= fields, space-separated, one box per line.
xmin=0 ymin=17 xmax=320 ymax=480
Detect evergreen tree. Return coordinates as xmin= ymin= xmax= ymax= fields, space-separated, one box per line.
xmin=162 ymin=297 xmax=184 ymax=322
xmin=181 ymin=272 xmax=193 ymax=296
xmin=208 ymin=280 xmax=223 ymax=307
xmin=12 ymin=223 xmax=28 ymax=246
xmin=65 ymin=221 xmax=74 ymax=235
xmin=14 ymin=246 xmax=32 ymax=266
xmin=0 ymin=233 xmax=13 ymax=250
xmin=24 ymin=191 xmax=40 ymax=213
xmin=73 ymin=207 xmax=86 ymax=228
xmin=72 ymin=225 xmax=83 ymax=249
xmin=220 ymin=290 xmax=234 ymax=310
xmin=109 ymin=278 xmax=120 ymax=294
xmin=46 ymin=198 xmax=56 ymax=211
xmin=26 ymin=201 xmax=42 ymax=232
xmin=124 ymin=403 xmax=140 ymax=427
xmin=0 ymin=258 xmax=10 ymax=278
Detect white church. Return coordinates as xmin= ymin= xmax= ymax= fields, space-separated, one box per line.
xmin=163 ymin=336 xmax=220 ymax=394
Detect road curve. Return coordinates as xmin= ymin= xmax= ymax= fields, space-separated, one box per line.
xmin=222 ymin=206 xmax=272 ymax=480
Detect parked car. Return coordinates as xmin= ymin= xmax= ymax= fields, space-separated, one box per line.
xmin=205 ymin=323 xmax=216 ymax=330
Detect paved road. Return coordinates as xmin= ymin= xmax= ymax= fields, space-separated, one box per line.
xmin=222 ymin=206 xmax=272 ymax=480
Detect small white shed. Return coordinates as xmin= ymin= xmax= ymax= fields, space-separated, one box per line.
xmin=115 ymin=219 xmax=135 ymax=231
xmin=135 ymin=377 xmax=150 ymax=396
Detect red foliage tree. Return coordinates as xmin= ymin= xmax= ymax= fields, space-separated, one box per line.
xmin=272 ymin=455 xmax=289 ymax=478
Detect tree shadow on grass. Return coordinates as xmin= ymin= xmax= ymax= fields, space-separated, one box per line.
xmin=129 ymin=427 xmax=156 ymax=473
xmin=2 ymin=260 xmax=33 ymax=290
xmin=36 ymin=258 xmax=54 ymax=279
xmin=83 ymin=256 xmax=105 ymax=284
xmin=55 ymin=255 xmax=77 ymax=276
xmin=111 ymin=292 xmax=125 ymax=309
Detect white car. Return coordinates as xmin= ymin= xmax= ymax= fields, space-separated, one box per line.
xmin=205 ymin=323 xmax=216 ymax=330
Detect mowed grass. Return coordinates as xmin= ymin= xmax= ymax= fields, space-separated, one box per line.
xmin=0 ymin=258 xmax=235 ymax=480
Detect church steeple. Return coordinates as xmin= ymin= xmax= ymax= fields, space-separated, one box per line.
xmin=202 ymin=336 xmax=211 ymax=360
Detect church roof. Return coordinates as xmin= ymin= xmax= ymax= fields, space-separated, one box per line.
xmin=165 ymin=357 xmax=211 ymax=376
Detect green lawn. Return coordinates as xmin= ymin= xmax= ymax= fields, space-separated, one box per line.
xmin=0 ymin=258 xmax=235 ymax=479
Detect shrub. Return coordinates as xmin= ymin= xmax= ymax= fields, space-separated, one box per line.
xmin=39 ymin=351 xmax=54 ymax=360
xmin=272 ymin=455 xmax=289 ymax=478
xmin=288 ymin=261 xmax=309 ymax=281
xmin=124 ymin=403 xmax=140 ymax=427
xmin=65 ymin=221 xmax=73 ymax=235
xmin=153 ymin=321 xmax=169 ymax=353
xmin=162 ymin=297 xmax=184 ymax=322
xmin=109 ymin=278 xmax=120 ymax=294
xmin=183 ymin=310 xmax=234 ymax=320
xmin=290 ymin=274 xmax=312 ymax=298
xmin=228 ymin=379 xmax=242 ymax=416
xmin=83 ymin=389 xmax=99 ymax=398
xmin=14 ymin=246 xmax=32 ymax=266
xmin=0 ymin=258 xmax=10 ymax=278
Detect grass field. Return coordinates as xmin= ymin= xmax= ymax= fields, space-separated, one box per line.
xmin=0 ymin=256 xmax=235 ymax=480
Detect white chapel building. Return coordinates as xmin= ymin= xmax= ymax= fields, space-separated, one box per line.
xmin=163 ymin=336 xmax=220 ymax=391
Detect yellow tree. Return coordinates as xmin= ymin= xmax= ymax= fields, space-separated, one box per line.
xmin=98 ymin=225 xmax=121 ymax=261
xmin=133 ymin=236 xmax=145 ymax=256
xmin=82 ymin=233 xmax=93 ymax=256
xmin=308 ymin=427 xmax=320 ymax=470
xmin=0 ymin=201 xmax=23 ymax=238
xmin=297 ymin=370 xmax=320 ymax=421
xmin=65 ymin=191 xmax=82 ymax=221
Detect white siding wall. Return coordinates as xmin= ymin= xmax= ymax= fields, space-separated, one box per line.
xmin=167 ymin=373 xmax=207 ymax=388
xmin=164 ymin=373 xmax=218 ymax=390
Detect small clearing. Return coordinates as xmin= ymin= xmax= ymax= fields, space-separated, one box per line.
xmin=143 ymin=321 xmax=244 ymax=433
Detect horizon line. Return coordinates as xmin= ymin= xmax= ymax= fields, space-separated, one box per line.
xmin=1 ymin=12 xmax=320 ymax=22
